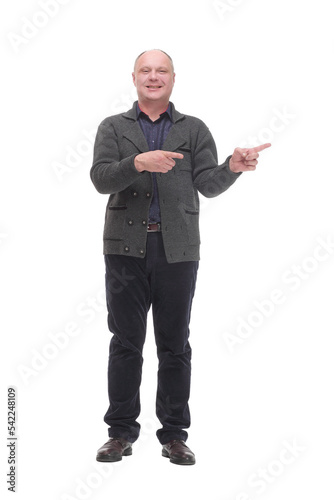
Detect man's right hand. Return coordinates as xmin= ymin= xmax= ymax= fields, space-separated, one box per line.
xmin=134 ymin=150 xmax=184 ymax=174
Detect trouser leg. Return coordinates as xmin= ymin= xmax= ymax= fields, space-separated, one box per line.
xmin=103 ymin=253 xmax=150 ymax=443
xmin=151 ymin=234 xmax=199 ymax=444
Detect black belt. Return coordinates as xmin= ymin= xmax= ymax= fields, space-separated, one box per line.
xmin=147 ymin=223 xmax=161 ymax=232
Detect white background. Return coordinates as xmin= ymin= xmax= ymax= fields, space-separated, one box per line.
xmin=1 ymin=0 xmax=333 ymax=499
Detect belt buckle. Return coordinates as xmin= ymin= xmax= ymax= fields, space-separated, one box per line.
xmin=148 ymin=222 xmax=161 ymax=232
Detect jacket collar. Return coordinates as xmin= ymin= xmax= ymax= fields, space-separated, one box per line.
xmin=122 ymin=101 xmax=186 ymax=153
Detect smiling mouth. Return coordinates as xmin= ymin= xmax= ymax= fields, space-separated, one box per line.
xmin=146 ymin=86 xmax=162 ymax=89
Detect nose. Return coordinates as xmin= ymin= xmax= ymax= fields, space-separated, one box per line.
xmin=149 ymin=70 xmax=158 ymax=80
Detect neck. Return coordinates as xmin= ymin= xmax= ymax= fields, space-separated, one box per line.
xmin=138 ymin=99 xmax=169 ymax=121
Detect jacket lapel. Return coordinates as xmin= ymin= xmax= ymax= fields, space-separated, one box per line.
xmin=122 ymin=121 xmax=149 ymax=153
xmin=121 ymin=102 xmax=148 ymax=153
xmin=162 ymin=126 xmax=187 ymax=152
xmin=164 ymin=102 xmax=187 ymax=151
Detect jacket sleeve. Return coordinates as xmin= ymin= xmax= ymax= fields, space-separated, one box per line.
xmin=90 ymin=119 xmax=142 ymax=194
xmin=192 ymin=124 xmax=242 ymax=198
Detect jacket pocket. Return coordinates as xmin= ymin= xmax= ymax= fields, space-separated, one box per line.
xmin=108 ymin=205 xmax=127 ymax=210
xmin=177 ymin=147 xmax=192 ymax=172
xmin=104 ymin=205 xmax=127 ymax=240
xmin=181 ymin=206 xmax=200 ymax=245
xmin=185 ymin=209 xmax=199 ymax=216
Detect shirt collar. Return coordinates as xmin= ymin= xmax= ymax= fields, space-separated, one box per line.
xmin=136 ymin=102 xmax=173 ymax=122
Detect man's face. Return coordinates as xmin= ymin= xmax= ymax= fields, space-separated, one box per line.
xmin=132 ymin=50 xmax=175 ymax=104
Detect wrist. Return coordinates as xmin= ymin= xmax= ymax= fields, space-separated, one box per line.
xmin=134 ymin=154 xmax=144 ymax=172
xmin=229 ymin=158 xmax=237 ymax=173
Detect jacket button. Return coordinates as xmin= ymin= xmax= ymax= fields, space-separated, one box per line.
xmin=132 ymin=191 xmax=138 ymax=197
xmin=128 ymin=220 xmax=133 ymax=225
xmin=139 ymin=249 xmax=144 ymax=255
xmin=142 ymin=220 xmax=147 ymax=225
xmin=124 ymin=246 xmax=129 ymax=252
xmin=146 ymin=192 xmax=151 ymax=198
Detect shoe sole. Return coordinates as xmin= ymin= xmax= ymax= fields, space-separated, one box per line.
xmin=162 ymin=449 xmax=195 ymax=465
xmin=96 ymin=448 xmax=132 ymax=462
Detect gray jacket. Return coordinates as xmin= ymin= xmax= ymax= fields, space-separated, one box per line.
xmin=90 ymin=101 xmax=241 ymax=263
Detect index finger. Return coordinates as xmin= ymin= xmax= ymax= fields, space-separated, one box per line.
xmin=250 ymin=143 xmax=272 ymax=154
xmin=163 ymin=151 xmax=184 ymax=159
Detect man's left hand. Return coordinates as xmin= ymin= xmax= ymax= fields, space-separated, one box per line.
xmin=229 ymin=143 xmax=271 ymax=173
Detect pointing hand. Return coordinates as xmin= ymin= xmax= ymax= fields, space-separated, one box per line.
xmin=134 ymin=150 xmax=184 ymax=173
xmin=229 ymin=143 xmax=271 ymax=173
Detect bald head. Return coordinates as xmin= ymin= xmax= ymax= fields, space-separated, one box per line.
xmin=134 ymin=49 xmax=174 ymax=73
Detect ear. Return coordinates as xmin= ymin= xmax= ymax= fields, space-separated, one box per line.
xmin=132 ymin=72 xmax=136 ymax=86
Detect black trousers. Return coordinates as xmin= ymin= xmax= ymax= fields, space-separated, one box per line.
xmin=104 ymin=232 xmax=199 ymax=444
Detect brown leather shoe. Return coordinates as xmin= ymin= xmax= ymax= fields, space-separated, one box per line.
xmin=162 ymin=440 xmax=196 ymax=465
xmin=96 ymin=437 xmax=132 ymax=462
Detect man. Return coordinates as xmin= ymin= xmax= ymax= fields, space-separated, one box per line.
xmin=91 ymin=49 xmax=270 ymax=466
